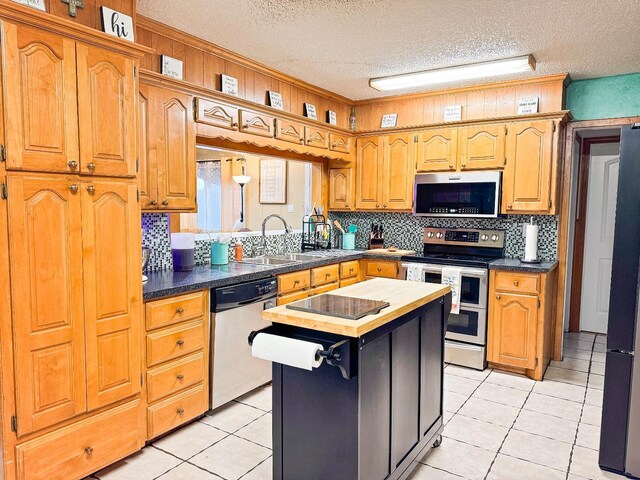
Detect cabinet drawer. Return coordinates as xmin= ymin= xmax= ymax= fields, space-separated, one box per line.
xmin=16 ymin=400 xmax=141 ymax=480
xmin=304 ymin=126 xmax=329 ymax=149
xmin=147 ymin=384 xmax=207 ymax=439
xmin=278 ymin=270 xmax=310 ymax=294
xmin=340 ymin=261 xmax=359 ymax=279
xmin=275 ymin=118 xmax=304 ymax=145
xmin=309 ymin=282 xmax=339 ymax=296
xmin=194 ymin=98 xmax=239 ymax=131
xmin=340 ymin=277 xmax=358 ymax=288
xmin=277 ymin=289 xmax=309 ymax=306
xmin=239 ymin=109 xmax=275 ymax=138
xmin=494 ymin=272 xmax=540 ymax=294
xmin=146 ymin=320 xmax=205 ymax=367
xmin=311 ymin=264 xmax=340 ymax=287
xmin=329 ymin=133 xmax=351 ymax=154
xmin=147 ymin=352 xmax=206 ymax=403
xmin=365 ymin=260 xmax=398 ymax=279
xmin=146 ymin=291 xmax=206 ymax=330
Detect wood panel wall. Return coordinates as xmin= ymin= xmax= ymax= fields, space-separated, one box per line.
xmin=136 ymin=16 xmax=353 ymax=130
xmin=354 ymin=75 xmax=568 ymax=131
xmin=0 ymin=0 xmax=135 ymax=31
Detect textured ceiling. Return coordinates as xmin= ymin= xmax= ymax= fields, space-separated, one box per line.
xmin=137 ymin=0 xmax=640 ymax=100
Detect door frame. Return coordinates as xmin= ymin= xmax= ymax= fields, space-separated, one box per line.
xmin=568 ymin=136 xmax=620 ymax=332
xmin=556 ymin=117 xmax=640 ymax=355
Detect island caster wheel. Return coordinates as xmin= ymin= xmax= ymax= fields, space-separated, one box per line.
xmin=432 ymin=435 xmax=442 ymax=448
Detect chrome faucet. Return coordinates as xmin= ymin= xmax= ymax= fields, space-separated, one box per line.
xmin=256 ymin=214 xmax=293 ymax=256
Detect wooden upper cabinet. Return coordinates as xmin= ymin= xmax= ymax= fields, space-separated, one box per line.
xmin=328 ymin=168 xmax=353 ymax=210
xmin=381 ymin=133 xmax=414 ymax=210
xmin=274 ymin=118 xmax=304 ymax=145
xmin=416 ymin=128 xmax=458 ymax=172
xmin=488 ymin=292 xmax=539 ymax=370
xmin=329 ymin=133 xmax=351 ymax=154
xmin=81 ymin=179 xmax=141 ymax=410
xmin=2 ymin=23 xmax=80 ymax=174
xmin=304 ymin=126 xmax=329 ymax=149
xmin=356 ymin=136 xmax=381 ymax=209
xmin=239 ymin=109 xmax=275 ymax=138
xmin=138 ymin=85 xmax=157 ymax=209
xmin=76 ymin=44 xmax=136 ymax=177
xmin=459 ymin=124 xmax=506 ymax=171
xmin=502 ymin=120 xmax=556 ymax=214
xmin=7 ymin=174 xmax=87 ymax=435
xmin=156 ymin=88 xmax=196 ymax=211
xmin=194 ymin=97 xmax=239 ymax=131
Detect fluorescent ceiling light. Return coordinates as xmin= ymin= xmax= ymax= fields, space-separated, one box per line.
xmin=369 ymin=55 xmax=536 ymax=91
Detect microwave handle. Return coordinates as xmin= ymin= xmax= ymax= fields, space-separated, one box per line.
xmin=401 ymin=263 xmax=487 ymax=278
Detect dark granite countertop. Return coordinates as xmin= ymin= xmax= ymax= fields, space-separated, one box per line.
xmin=143 ymin=249 xmax=371 ymax=300
xmin=489 ymin=258 xmax=559 ymax=273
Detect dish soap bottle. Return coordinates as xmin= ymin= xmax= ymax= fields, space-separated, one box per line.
xmin=234 ymin=240 xmax=243 ymax=261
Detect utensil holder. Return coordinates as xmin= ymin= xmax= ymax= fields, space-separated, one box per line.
xmin=211 ymin=242 xmax=229 ymax=265
xmin=342 ymin=233 xmax=356 ymax=250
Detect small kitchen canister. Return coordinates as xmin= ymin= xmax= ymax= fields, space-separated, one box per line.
xmin=342 ymin=233 xmax=356 ymax=250
xmin=210 ymin=233 xmax=231 ymax=265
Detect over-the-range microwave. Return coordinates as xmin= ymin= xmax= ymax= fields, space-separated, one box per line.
xmin=413 ymin=171 xmax=502 ymax=218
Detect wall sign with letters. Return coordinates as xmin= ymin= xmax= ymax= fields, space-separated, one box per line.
xmin=443 ymin=105 xmax=462 ymax=122
xmin=161 ymin=55 xmax=183 ymax=80
xmin=517 ymin=97 xmax=539 ymax=115
xmin=221 ymin=74 xmax=238 ymax=96
xmin=304 ymin=103 xmax=317 ymax=120
xmin=268 ymin=91 xmax=284 ymax=110
xmin=327 ymin=110 xmax=337 ymax=126
xmin=11 ymin=0 xmax=46 ymax=11
xmin=381 ymin=113 xmax=398 ymax=128
xmin=100 ymin=6 xmax=135 ymax=42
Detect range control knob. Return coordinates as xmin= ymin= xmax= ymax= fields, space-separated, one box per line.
xmin=481 ymin=234 xmax=489 ymax=241
xmin=491 ymin=234 xmax=500 ymax=242
xmin=436 ymin=232 xmax=444 ymax=239
xmin=427 ymin=232 xmax=435 ymax=238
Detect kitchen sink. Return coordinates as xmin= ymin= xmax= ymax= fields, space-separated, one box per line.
xmin=240 ymin=256 xmax=300 ymax=266
xmin=276 ymin=253 xmax=319 ymax=261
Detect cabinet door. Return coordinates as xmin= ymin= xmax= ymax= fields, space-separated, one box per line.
xmin=381 ymin=133 xmax=414 ymax=210
xmin=194 ymin=97 xmax=239 ymax=131
xmin=2 ymin=23 xmax=79 ymax=173
xmin=488 ymin=292 xmax=538 ymax=369
xmin=274 ymin=118 xmax=304 ymax=145
xmin=156 ymin=89 xmax=196 ymax=211
xmin=329 ymin=133 xmax=351 ymax=154
xmin=7 ymin=175 xmax=86 ymax=435
xmin=76 ymin=44 xmax=136 ymax=177
xmin=81 ymin=179 xmax=142 ymax=410
xmin=238 ymin=109 xmax=275 ymax=137
xmin=304 ymin=126 xmax=329 ymax=149
xmin=138 ymin=84 xmax=158 ymax=209
xmin=416 ymin=129 xmax=458 ymax=172
xmin=328 ymin=168 xmax=353 ymax=210
xmin=355 ymin=136 xmax=381 ymax=209
xmin=459 ymin=124 xmax=506 ymax=170
xmin=503 ymin=120 xmax=555 ymax=213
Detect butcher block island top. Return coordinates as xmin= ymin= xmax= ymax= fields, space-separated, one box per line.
xmin=263 ymin=278 xmax=450 ymax=337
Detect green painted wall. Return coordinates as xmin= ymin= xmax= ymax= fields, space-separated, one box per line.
xmin=567 ymin=73 xmax=640 ymax=121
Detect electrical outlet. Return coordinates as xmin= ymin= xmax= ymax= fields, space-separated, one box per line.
xmin=287 ymin=204 xmax=295 ymax=213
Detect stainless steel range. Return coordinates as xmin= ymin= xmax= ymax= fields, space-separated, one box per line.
xmin=401 ymin=227 xmax=505 ymax=370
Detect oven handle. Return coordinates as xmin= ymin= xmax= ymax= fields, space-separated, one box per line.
xmin=402 ymin=263 xmax=487 ymax=279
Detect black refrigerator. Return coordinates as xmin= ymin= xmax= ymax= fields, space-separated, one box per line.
xmin=599 ymin=123 xmax=640 ymax=478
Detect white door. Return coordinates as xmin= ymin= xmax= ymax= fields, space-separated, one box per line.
xmin=580 ymin=142 xmax=620 ymax=333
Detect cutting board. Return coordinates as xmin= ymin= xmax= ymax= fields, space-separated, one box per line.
xmin=364 ymin=248 xmax=415 ymax=257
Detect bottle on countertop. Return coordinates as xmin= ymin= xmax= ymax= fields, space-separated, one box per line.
xmin=234 ymin=240 xmax=243 ymax=261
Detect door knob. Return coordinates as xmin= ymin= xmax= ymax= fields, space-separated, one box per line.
xmin=87 ymin=162 xmax=96 ymax=171
xmin=449 ymin=164 xmax=454 ymax=169
xmin=176 ymin=374 xmax=184 ymax=381
xmin=513 ymin=280 xmax=519 ymax=286
xmin=162 ymin=199 xmax=169 ymax=206
xmin=496 ymin=295 xmax=501 ymax=300
xmin=68 ymin=160 xmax=78 ymax=170
xmin=507 ymin=204 xmax=513 ymax=210
xmin=149 ymin=200 xmax=157 ymax=206
xmin=376 ymin=204 xmax=379 ymax=208
xmin=231 ymin=122 xmax=238 ymax=129
xmin=84 ymin=446 xmax=94 ymax=455
xmin=299 ymin=138 xmax=304 ymax=144
xmin=383 ymin=203 xmax=387 ymax=208
xmin=177 ymin=408 xmax=185 ymax=415
xmin=69 ymin=184 xmax=79 ymax=194
xmin=176 ymin=339 xmax=185 ymax=347
xmin=176 ymin=307 xmax=185 ymax=314
xmin=86 ymin=185 xmax=96 ymax=195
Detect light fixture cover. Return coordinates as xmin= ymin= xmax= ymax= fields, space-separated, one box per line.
xmin=232 ymin=175 xmax=251 ymax=185
xmin=370 ymin=55 xmax=536 ymax=91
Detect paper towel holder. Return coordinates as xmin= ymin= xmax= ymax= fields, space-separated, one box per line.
xmin=248 ymin=328 xmax=353 ymax=380
xmin=520 ymin=258 xmax=542 ymax=264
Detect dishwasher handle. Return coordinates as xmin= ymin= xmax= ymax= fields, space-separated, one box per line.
xmin=214 ymin=292 xmax=276 ymax=313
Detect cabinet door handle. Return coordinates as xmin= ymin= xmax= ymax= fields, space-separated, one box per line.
xmin=84 ymin=446 xmax=94 ymax=456
xmin=69 ymin=184 xmax=79 ymax=194
xmin=242 ymin=123 xmax=249 ymax=129
xmin=461 ymin=163 xmax=467 ymax=168
xmin=68 ymin=160 xmax=78 ymax=170
xmin=496 ymin=295 xmax=501 ymax=300
xmin=449 ymin=164 xmax=454 ymax=169
xmin=149 ymin=200 xmax=158 ymax=206
xmin=86 ymin=185 xmax=96 ymax=195
xmin=299 ymin=138 xmax=305 ymax=144
xmin=176 ymin=408 xmax=185 ymax=415
xmin=377 ymin=267 xmax=382 ymax=272
xmin=345 ymin=203 xmax=349 ymax=208
xmin=513 ymin=280 xmax=519 ymax=286
xmin=376 ymin=204 xmax=379 ymax=208
xmin=162 ymin=199 xmax=169 ymax=206
xmin=231 ymin=122 xmax=238 ymax=129
xmin=507 ymin=204 xmax=513 ymax=210
xmin=176 ymin=307 xmax=184 ymax=314
xmin=176 ymin=374 xmax=185 ymax=381
xmin=383 ymin=203 xmax=387 ymax=208
xmin=87 ymin=162 xmax=96 ymax=171
xmin=176 ymin=339 xmax=185 ymax=347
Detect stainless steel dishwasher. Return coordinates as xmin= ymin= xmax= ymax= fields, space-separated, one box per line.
xmin=210 ymin=277 xmax=277 ymax=410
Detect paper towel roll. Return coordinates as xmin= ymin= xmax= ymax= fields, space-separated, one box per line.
xmin=524 ymin=224 xmax=539 ymax=261
xmin=252 ymin=333 xmax=324 ymax=371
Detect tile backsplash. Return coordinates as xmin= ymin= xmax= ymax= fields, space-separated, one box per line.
xmin=142 ymin=211 xmax=558 ymax=272
xmin=328 ymin=212 xmax=558 ymax=261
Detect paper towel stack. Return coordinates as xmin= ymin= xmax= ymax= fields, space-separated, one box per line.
xmin=252 ymin=333 xmax=324 ymax=371
xmin=523 ymin=217 xmax=539 ymax=262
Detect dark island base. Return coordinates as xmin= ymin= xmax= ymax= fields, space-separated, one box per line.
xmin=266 ymin=293 xmax=451 ymax=480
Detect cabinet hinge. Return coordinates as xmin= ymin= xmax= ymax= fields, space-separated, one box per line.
xmin=0 ymin=145 xmax=5 ymax=162
xmin=504 ymin=125 xmax=508 ymax=135
xmin=538 ymin=298 xmax=541 ymax=308
xmin=503 ymin=157 xmax=507 ymax=166
xmin=548 ymin=199 xmax=552 ymax=209
xmin=10 ymin=415 xmax=17 ymax=432
xmin=0 ymin=182 xmax=7 ymax=200
xmin=136 ymin=189 xmax=140 ymax=202
xmin=535 ymin=357 xmax=539 ymax=367
xmin=193 ymin=98 xmax=198 ymax=121
xmin=136 ymin=158 xmax=139 ymax=173
xmin=552 ymin=122 xmax=557 ymax=132
xmin=140 ymin=374 xmax=143 ymax=386
xmin=134 ymin=66 xmax=137 ymax=79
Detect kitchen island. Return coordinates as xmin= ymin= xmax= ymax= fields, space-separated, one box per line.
xmin=257 ymin=278 xmax=451 ymax=480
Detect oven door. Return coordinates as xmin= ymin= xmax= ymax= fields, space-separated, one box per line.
xmin=445 ymin=306 xmax=487 ymax=346
xmin=418 ymin=264 xmax=488 ymax=309
xmin=413 ymin=171 xmax=501 ymax=218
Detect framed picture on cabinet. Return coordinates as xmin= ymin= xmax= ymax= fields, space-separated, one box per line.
xmin=381 ymin=113 xmax=398 ymax=128
xmin=221 ymin=74 xmax=239 ymax=96
xmin=11 ymin=0 xmax=45 ymax=11
xmin=160 ymin=55 xmax=183 ymax=80
xmin=259 ymin=158 xmax=287 ymax=204
xmin=100 ymin=6 xmax=135 ymax=42
xmin=327 ymin=110 xmax=337 ymax=126
xmin=268 ymin=91 xmax=284 ymax=110
xmin=304 ymin=103 xmax=318 ymax=120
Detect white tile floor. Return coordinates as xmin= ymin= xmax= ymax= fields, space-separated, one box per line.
xmin=86 ymin=332 xmax=624 ymax=480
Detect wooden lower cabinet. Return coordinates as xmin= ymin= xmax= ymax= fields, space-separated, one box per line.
xmin=487 ymin=269 xmax=557 ymax=380
xmin=15 ymin=400 xmax=142 ymax=480
xmin=364 ymin=259 xmax=401 ymax=279
xmin=276 ymin=261 xmax=363 ymax=304
xmin=144 ymin=291 xmax=210 ymax=440
xmin=277 ymin=290 xmax=309 ymax=306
